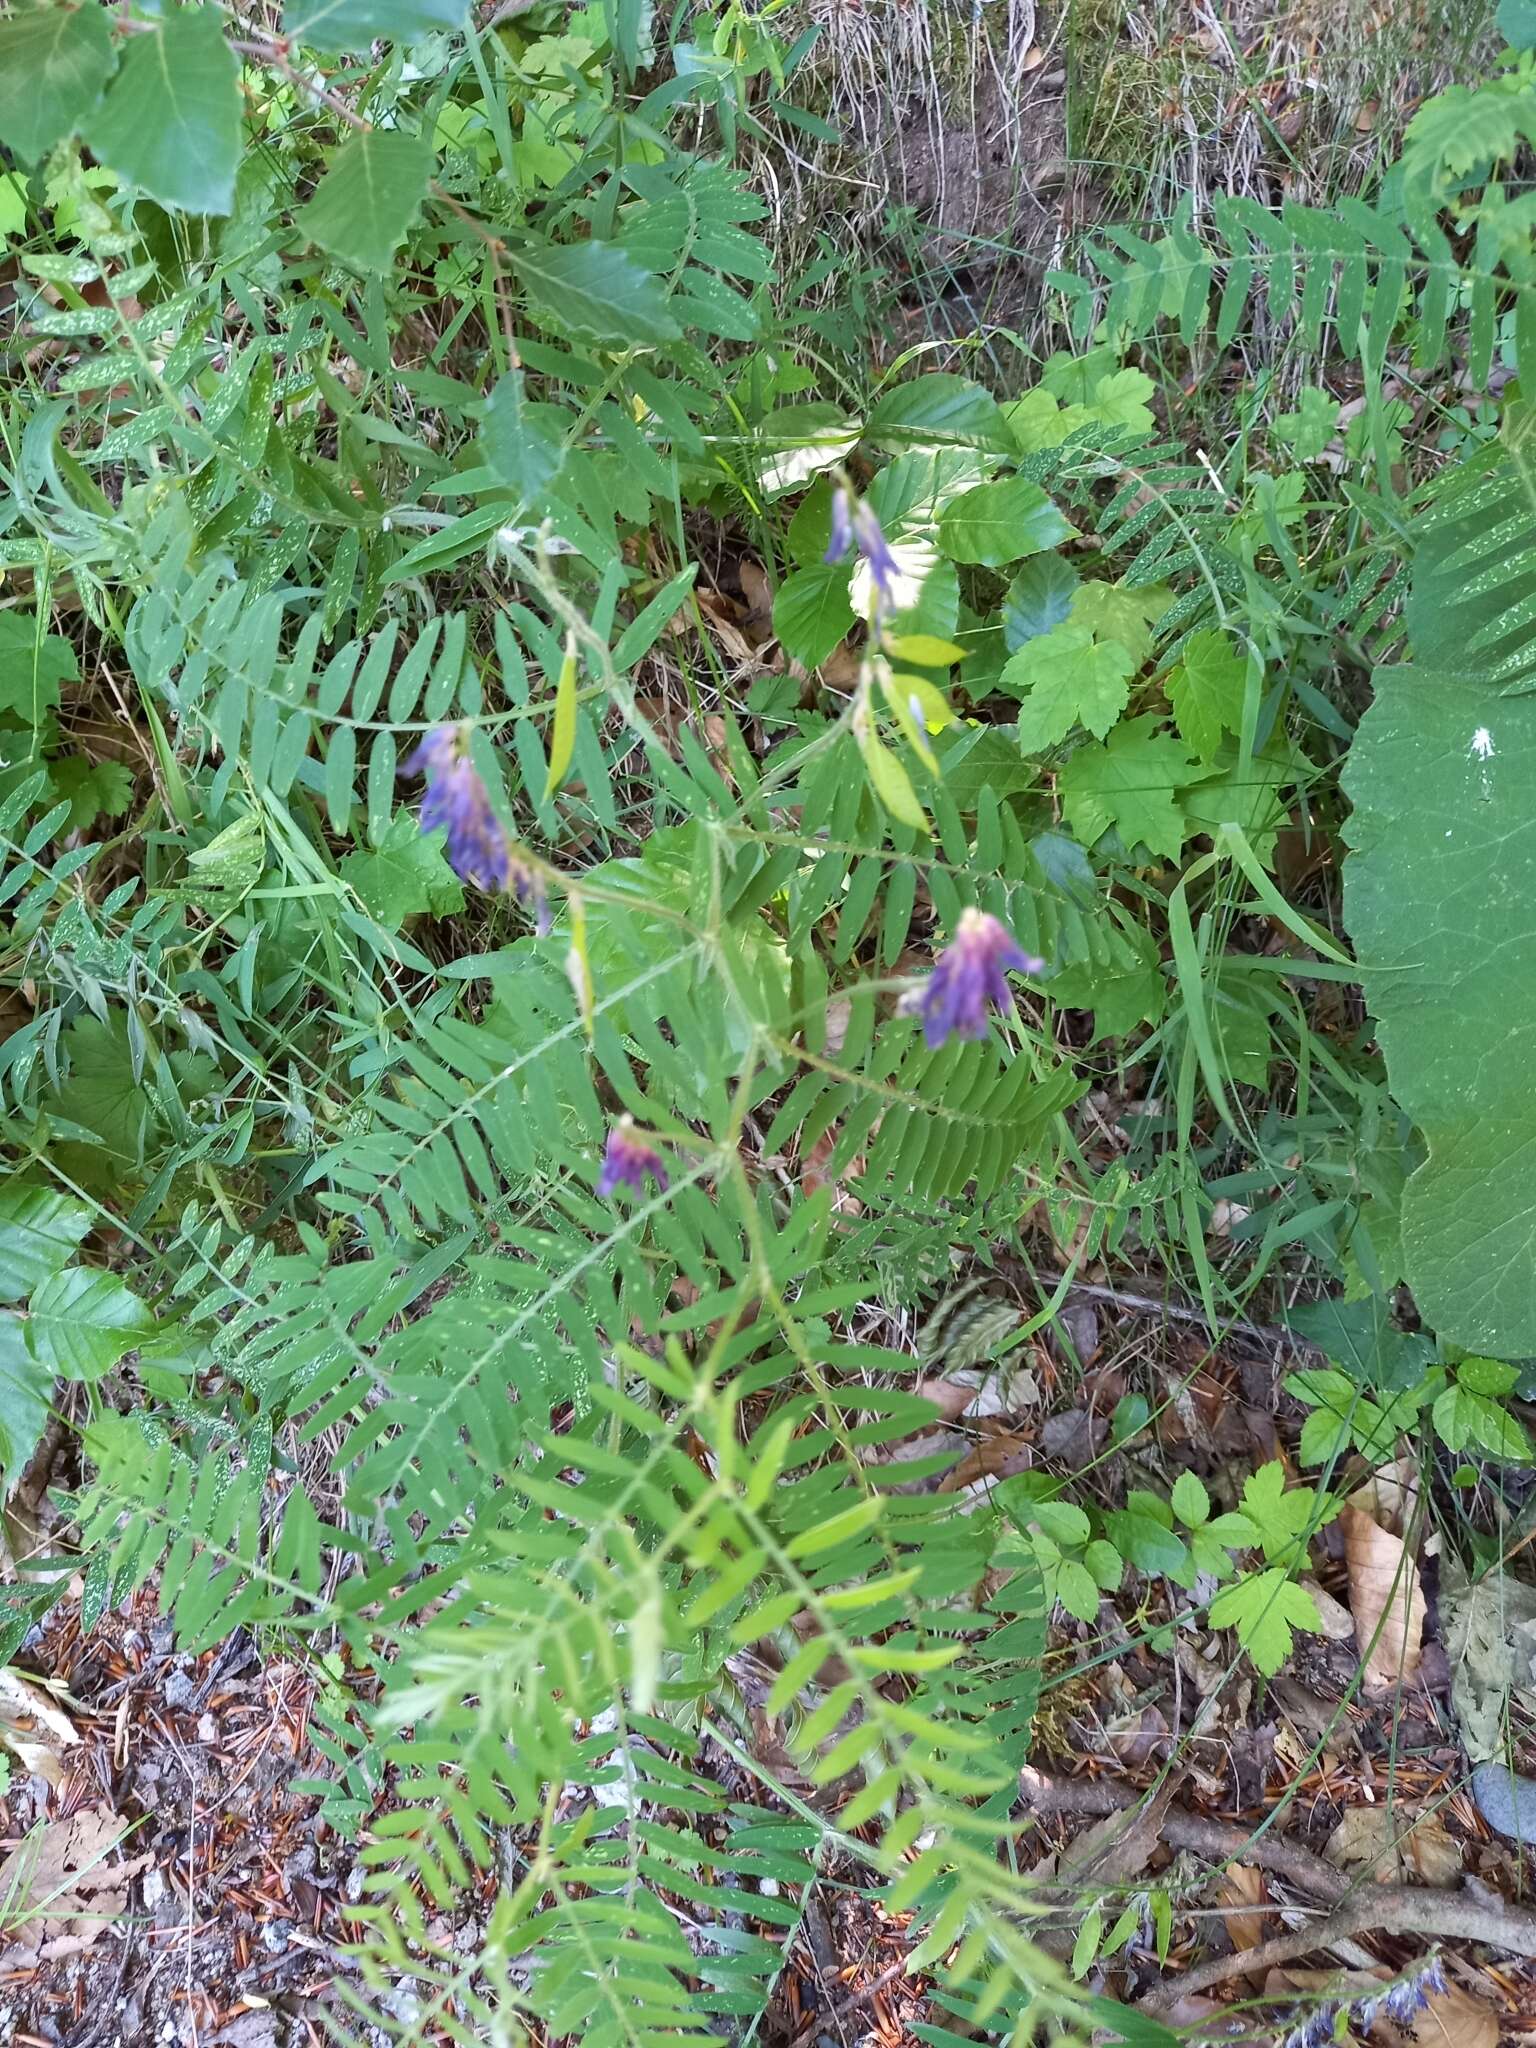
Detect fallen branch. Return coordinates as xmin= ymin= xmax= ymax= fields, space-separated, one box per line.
xmin=1141 ymin=1887 xmax=1536 ymax=2008
xmin=1018 ymin=1770 xmax=1348 ymax=1904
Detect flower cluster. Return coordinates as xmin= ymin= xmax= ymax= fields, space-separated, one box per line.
xmin=825 ymin=485 xmax=902 ymax=623
xmin=905 ymin=907 xmax=1044 ymax=1049
xmin=597 ymin=1117 xmax=669 ymax=1199
xmin=404 ymin=725 xmax=546 ymax=924
xmin=1280 ymin=1957 xmax=1447 ymax=2048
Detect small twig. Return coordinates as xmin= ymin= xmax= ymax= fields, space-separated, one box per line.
xmin=787 ymin=1957 xmax=911 ymax=2048
xmin=1024 ymin=1271 xmax=1329 ymax=1358
xmin=1019 ymin=1772 xmax=1350 ymax=1905
xmin=1141 ymin=1887 xmax=1536 ymax=2008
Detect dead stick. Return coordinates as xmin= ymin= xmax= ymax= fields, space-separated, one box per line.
xmin=1019 ymin=1771 xmax=1348 ymax=1903
xmin=1141 ymin=1888 xmax=1536 ymax=2009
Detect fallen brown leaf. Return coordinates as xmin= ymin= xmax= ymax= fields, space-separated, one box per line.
xmin=1217 ymin=1859 xmax=1268 ymax=1952
xmin=1341 ymin=1503 xmax=1426 ymax=1690
xmin=1325 ymin=1804 xmax=1462 ymax=1887
xmin=0 ymin=1666 xmax=78 ymax=1786
xmin=0 ymin=1806 xmax=152 ymax=1969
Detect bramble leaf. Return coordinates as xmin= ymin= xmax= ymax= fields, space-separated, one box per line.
xmin=1058 ymin=715 xmax=1198 ymax=860
xmin=298 ymin=130 xmax=433 ymax=273
xmin=0 ymin=1 xmax=116 ymax=165
xmin=81 ymin=7 xmax=240 ymax=215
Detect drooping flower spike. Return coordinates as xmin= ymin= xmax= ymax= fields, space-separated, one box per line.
xmin=404 ymin=725 xmax=548 ymax=926
xmin=404 ymin=726 xmax=511 ymax=892
xmin=907 ymin=908 xmax=1044 ymax=1050
xmin=597 ymin=1117 xmax=670 ymax=1199
xmin=825 ymin=486 xmax=902 ymax=623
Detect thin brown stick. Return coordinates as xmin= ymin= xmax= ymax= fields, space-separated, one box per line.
xmin=1140 ymin=1887 xmax=1536 ymax=2008
xmin=1018 ymin=1772 xmax=1349 ymax=1904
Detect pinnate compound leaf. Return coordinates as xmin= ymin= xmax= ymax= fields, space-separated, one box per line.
xmin=1343 ymin=665 xmax=1536 ymax=1355
xmin=25 ymin=1267 xmax=154 ymax=1382
xmin=1005 ymin=623 xmax=1134 ymax=749
xmin=0 ymin=1185 xmax=92 ymax=1301
xmin=936 ymin=478 xmax=1074 ymax=567
xmin=298 ymin=130 xmax=432 ymax=274
xmin=284 ymin=0 xmax=470 ymax=51
xmin=342 ymin=816 xmax=465 ymax=931
xmin=0 ymin=1 xmax=116 ymax=165
xmin=81 ymin=7 xmax=240 ymax=216
xmin=1058 ymin=715 xmax=1198 ymax=861
xmin=514 ymin=239 xmax=680 ymax=347
xmin=1165 ymin=629 xmax=1246 ymax=763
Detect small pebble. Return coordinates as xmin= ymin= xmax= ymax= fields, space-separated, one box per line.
xmin=163 ymin=1668 xmax=197 ymax=1712
xmin=197 ymin=1712 xmax=218 ymax=1744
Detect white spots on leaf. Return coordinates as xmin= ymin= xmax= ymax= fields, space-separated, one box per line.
xmin=1470 ymin=727 xmax=1495 ymax=760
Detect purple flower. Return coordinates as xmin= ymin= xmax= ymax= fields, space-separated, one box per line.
xmin=404 ymin=726 xmax=511 ymax=893
xmin=907 ymin=908 xmax=1044 ymax=1049
xmin=597 ymin=1117 xmax=669 ymax=1199
xmin=824 ymin=486 xmax=901 ymax=621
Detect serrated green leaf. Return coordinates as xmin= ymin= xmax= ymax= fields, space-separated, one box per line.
xmin=1170 ymin=1470 xmax=1209 ymax=1527
xmin=1058 ymin=715 xmax=1198 ymax=860
xmin=25 ymin=1266 xmax=154 ymax=1381
xmin=341 ymin=815 xmax=465 ymax=931
xmin=284 ymin=0 xmax=471 ymax=51
xmin=0 ymin=1184 xmax=93 ymax=1301
xmin=0 ymin=1313 xmax=52 ymax=1485
xmin=480 ymin=371 xmax=566 ymax=502
xmin=298 ymin=130 xmax=432 ymax=274
xmin=0 ymin=2 xmax=117 ymax=165
xmin=1005 ymin=623 xmax=1135 ymax=749
xmin=514 ymin=239 xmax=681 ymax=347
xmin=865 ymin=374 xmax=1011 ymax=453
xmin=1210 ymin=1567 xmax=1322 ymax=1675
xmin=0 ymin=611 xmax=77 ymax=722
xmin=772 ymin=563 xmax=855 ymax=668
xmin=936 ymin=478 xmax=1074 ymax=568
xmin=1165 ymin=629 xmax=1246 ymax=763
xmin=81 ymin=8 xmax=240 ymax=216
xmin=1002 ymin=555 xmax=1080 ymax=651
xmin=51 ymin=757 xmax=134 ymax=834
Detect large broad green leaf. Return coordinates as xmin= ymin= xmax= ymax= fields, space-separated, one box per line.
xmin=285 ymin=0 xmax=470 ymax=48
xmin=936 ymin=478 xmax=1074 ymax=568
xmin=480 ymin=371 xmax=567 ymax=502
xmin=0 ymin=1314 xmax=51 ymax=1486
xmin=0 ymin=2 xmax=117 ymax=165
xmin=1343 ymin=665 xmax=1536 ymax=1354
xmin=772 ymin=563 xmax=855 ymax=668
xmin=865 ymin=375 xmax=1012 ymax=455
xmin=298 ymin=130 xmax=433 ymax=273
xmin=514 ymin=239 xmax=680 ymax=348
xmin=0 ymin=1184 xmax=92 ymax=1301
xmin=24 ymin=1267 xmax=155 ymax=1381
xmin=80 ymin=7 xmax=240 ymax=216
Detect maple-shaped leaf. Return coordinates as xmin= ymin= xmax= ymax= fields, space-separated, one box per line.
xmin=1181 ymin=738 xmax=1303 ymax=863
xmin=1069 ymin=581 xmax=1171 ymax=672
xmin=1004 ymin=623 xmax=1135 ymax=749
xmin=1237 ymin=1459 xmax=1336 ymax=1565
xmin=342 ymin=815 xmax=465 ymax=932
xmin=51 ymin=757 xmax=135 ymax=833
xmin=1210 ymin=1567 xmax=1323 ymax=1676
xmin=1058 ymin=715 xmax=1198 ymax=861
xmin=1165 ymin=629 xmax=1247 ymax=763
xmin=0 ymin=611 xmax=77 ymax=722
